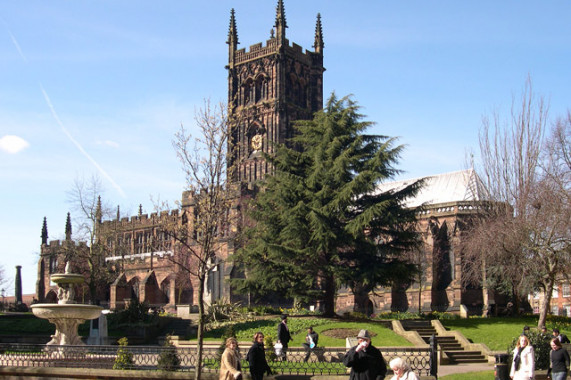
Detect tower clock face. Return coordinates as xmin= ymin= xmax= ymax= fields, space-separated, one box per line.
xmin=251 ymin=134 xmax=263 ymax=151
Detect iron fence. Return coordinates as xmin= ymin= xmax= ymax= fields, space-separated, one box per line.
xmin=0 ymin=343 xmax=435 ymax=376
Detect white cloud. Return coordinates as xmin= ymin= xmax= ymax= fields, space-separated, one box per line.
xmin=0 ymin=135 xmax=30 ymax=154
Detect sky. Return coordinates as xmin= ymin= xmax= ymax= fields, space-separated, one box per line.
xmin=1 ymin=1 xmax=570 ymax=297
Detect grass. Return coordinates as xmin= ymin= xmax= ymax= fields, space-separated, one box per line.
xmin=204 ymin=318 xmax=412 ymax=347
xmin=440 ymin=316 xmax=546 ymax=351
xmin=439 ymin=370 xmax=494 ymax=380
xmin=4 ymin=312 xmax=571 ymax=353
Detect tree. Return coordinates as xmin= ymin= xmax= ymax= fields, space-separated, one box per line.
xmin=156 ymin=100 xmax=232 ymax=380
xmin=233 ymin=94 xmax=422 ymax=316
xmin=66 ymin=174 xmax=116 ymax=304
xmin=462 ymin=79 xmax=571 ymax=325
xmin=0 ymin=264 xmax=6 ymax=292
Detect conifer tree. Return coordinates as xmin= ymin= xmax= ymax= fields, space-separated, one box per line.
xmin=234 ymin=94 xmax=422 ymax=316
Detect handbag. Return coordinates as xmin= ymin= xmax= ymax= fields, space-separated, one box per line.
xmin=274 ymin=342 xmax=283 ymax=357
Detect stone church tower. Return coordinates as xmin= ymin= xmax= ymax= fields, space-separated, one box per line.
xmin=36 ymin=1 xmax=327 ymax=312
xmin=226 ymin=0 xmax=325 ymax=186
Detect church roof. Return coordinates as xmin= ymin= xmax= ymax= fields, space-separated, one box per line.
xmin=378 ymin=169 xmax=489 ymax=208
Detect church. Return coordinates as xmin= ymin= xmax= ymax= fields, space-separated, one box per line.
xmin=36 ymin=1 xmax=493 ymax=316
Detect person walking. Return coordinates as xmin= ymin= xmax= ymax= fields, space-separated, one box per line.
xmin=389 ymin=357 xmax=419 ymax=380
xmin=277 ymin=314 xmax=292 ymax=361
xmin=343 ymin=329 xmax=387 ymax=380
xmin=548 ymin=338 xmax=570 ymax=380
xmin=246 ymin=332 xmax=272 ymax=380
xmin=220 ymin=337 xmax=242 ymax=380
xmin=510 ymin=334 xmax=535 ymax=380
xmin=302 ymin=326 xmax=319 ymax=362
xmin=553 ymin=328 xmax=571 ymax=344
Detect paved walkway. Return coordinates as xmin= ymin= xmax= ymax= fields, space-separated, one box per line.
xmin=438 ymin=362 xmax=494 ymax=376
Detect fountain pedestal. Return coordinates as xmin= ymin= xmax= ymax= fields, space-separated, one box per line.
xmin=32 ymin=263 xmax=102 ymax=346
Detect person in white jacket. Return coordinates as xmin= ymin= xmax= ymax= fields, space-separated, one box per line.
xmin=510 ymin=334 xmax=535 ymax=380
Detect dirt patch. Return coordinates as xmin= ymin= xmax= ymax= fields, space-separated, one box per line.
xmin=321 ymin=328 xmax=377 ymax=339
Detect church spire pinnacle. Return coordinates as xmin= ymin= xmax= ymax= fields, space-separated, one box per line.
xmin=274 ymin=0 xmax=287 ymax=43
xmin=314 ymin=13 xmax=324 ymax=54
xmin=227 ymin=8 xmax=238 ymax=50
xmin=41 ymin=216 xmax=48 ymax=245
xmin=65 ymin=212 xmax=72 ymax=241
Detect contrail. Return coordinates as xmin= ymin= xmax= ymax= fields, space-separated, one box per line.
xmin=3 ymin=18 xmax=127 ymax=199
xmin=1 ymin=17 xmax=27 ymax=62
xmin=40 ymin=84 xmax=127 ymax=198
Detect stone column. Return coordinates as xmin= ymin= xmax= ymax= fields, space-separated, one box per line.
xmin=15 ymin=265 xmax=23 ymax=305
xmin=169 ymin=277 xmax=176 ymax=307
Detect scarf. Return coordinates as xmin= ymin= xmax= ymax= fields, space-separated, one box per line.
xmin=514 ymin=346 xmax=524 ymax=371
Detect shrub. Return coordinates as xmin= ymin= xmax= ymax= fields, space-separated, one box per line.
xmin=157 ymin=335 xmax=181 ymax=371
xmin=507 ymin=330 xmax=550 ymax=370
xmin=264 ymin=335 xmax=277 ymax=362
xmin=113 ymin=337 xmax=134 ymax=370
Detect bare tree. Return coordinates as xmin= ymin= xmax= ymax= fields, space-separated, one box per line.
xmin=463 ymin=78 xmax=571 ymax=325
xmin=157 ymin=100 xmax=233 ymax=380
xmin=0 ymin=264 xmax=6 ymax=290
xmin=67 ymin=174 xmax=116 ymax=304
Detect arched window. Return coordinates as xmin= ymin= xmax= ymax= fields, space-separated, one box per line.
xmin=255 ymin=75 xmax=265 ymax=103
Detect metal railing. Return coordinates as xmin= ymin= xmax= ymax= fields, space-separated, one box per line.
xmin=0 ymin=343 xmax=435 ymax=376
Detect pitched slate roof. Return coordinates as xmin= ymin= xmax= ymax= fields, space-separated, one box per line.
xmin=378 ymin=169 xmax=489 ymax=208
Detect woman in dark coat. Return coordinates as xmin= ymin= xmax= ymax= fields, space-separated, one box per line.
xmin=343 ymin=329 xmax=387 ymax=380
xmin=246 ymin=332 xmax=272 ymax=380
xmin=549 ymin=337 xmax=570 ymax=380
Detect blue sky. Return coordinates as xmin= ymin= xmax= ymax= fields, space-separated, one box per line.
xmin=1 ymin=1 xmax=570 ymax=296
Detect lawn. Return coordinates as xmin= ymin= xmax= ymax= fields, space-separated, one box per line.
xmin=204 ymin=318 xmax=413 ymax=347
xmin=4 ymin=312 xmax=571 ymax=353
xmin=440 ymin=316 xmax=570 ymax=351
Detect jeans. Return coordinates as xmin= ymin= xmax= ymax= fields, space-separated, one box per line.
xmin=552 ymin=371 xmax=567 ymax=380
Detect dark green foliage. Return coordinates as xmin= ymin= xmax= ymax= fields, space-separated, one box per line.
xmin=233 ymin=94 xmax=423 ymax=315
xmin=115 ymin=297 xmax=152 ymax=324
xmin=113 ymin=337 xmax=134 ymax=370
xmin=157 ymin=335 xmax=181 ymax=371
xmin=507 ymin=330 xmax=550 ymax=370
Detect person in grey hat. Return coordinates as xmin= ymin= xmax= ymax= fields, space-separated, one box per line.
xmin=343 ymin=329 xmax=387 ymax=380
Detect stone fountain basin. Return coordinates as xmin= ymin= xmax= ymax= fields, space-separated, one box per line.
xmin=31 ymin=304 xmax=103 ymax=320
xmin=50 ymin=273 xmax=85 ymax=284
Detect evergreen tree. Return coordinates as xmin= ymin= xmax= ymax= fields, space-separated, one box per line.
xmin=233 ymin=94 xmax=423 ymax=316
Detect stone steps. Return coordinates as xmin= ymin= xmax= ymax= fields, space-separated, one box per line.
xmin=400 ymin=320 xmax=487 ymax=364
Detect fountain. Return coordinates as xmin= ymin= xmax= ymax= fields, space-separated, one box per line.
xmin=32 ymin=262 xmax=102 ymax=346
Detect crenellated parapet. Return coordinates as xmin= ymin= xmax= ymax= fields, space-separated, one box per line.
xmin=233 ymin=38 xmax=319 ymax=67
xmin=100 ymin=208 xmax=180 ymax=229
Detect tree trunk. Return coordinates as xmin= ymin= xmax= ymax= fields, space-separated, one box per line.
xmin=322 ymin=274 xmax=336 ymax=317
xmin=194 ymin=274 xmax=205 ymax=380
xmin=538 ymin=280 xmax=554 ymax=329
xmin=417 ymin=274 xmax=423 ymax=314
xmin=352 ymin=283 xmax=371 ymax=315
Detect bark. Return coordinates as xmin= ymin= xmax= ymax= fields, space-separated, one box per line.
xmin=195 ymin=270 xmax=206 ymax=380
xmin=322 ymin=274 xmax=336 ymax=317
xmin=538 ymin=278 xmax=555 ymax=329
